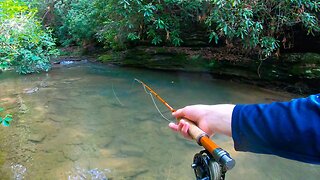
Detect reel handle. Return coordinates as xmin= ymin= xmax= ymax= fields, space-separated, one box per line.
xmin=180 ymin=118 xmax=235 ymax=171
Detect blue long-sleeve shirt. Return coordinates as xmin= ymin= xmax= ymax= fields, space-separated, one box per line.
xmin=232 ymin=94 xmax=320 ymax=164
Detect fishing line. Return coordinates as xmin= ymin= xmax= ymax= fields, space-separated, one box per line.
xmin=135 ymin=79 xmax=172 ymax=123
xmin=130 ymin=78 xmax=136 ymax=90
xmin=112 ymin=83 xmax=124 ymax=106
xmin=143 ymin=85 xmax=172 ymax=123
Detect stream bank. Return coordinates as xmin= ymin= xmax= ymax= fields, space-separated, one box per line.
xmin=94 ymin=46 xmax=320 ymax=94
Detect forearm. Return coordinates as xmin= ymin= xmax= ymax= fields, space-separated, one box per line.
xmin=232 ymin=94 xmax=320 ymax=164
xmin=207 ymin=104 xmax=234 ymax=137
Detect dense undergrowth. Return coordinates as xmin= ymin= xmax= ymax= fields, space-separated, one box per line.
xmin=0 ymin=0 xmax=58 ymax=74
xmin=51 ymin=0 xmax=319 ymax=57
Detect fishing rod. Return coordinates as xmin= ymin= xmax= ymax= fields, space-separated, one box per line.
xmin=135 ymin=79 xmax=235 ymax=180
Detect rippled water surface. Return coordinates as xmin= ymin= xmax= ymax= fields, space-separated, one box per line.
xmin=0 ymin=62 xmax=319 ymax=179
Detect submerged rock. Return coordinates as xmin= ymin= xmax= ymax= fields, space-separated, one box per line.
xmin=23 ymin=144 xmax=37 ymax=153
xmin=100 ymin=136 xmax=113 ymax=148
xmin=19 ymin=104 xmax=28 ymax=113
xmin=28 ymin=133 xmax=47 ymax=143
xmin=123 ymin=169 xmax=149 ymax=179
xmin=119 ymin=145 xmax=144 ymax=157
xmin=47 ymin=113 xmax=70 ymax=122
xmin=17 ymin=95 xmax=28 ymax=114
xmin=67 ymin=136 xmax=84 ymax=146
xmin=39 ymin=81 xmax=50 ymax=88
xmin=62 ymin=145 xmax=82 ymax=162
xmin=23 ymin=87 xmax=39 ymax=94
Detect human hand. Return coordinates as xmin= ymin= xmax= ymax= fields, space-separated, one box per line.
xmin=169 ymin=104 xmax=235 ymax=139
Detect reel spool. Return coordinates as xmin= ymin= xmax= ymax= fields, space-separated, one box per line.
xmin=192 ymin=150 xmax=226 ymax=180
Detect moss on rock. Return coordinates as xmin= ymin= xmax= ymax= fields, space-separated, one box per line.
xmin=113 ymin=47 xmax=213 ymax=72
xmin=97 ymin=54 xmax=113 ymax=63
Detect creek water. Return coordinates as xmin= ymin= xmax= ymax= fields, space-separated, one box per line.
xmin=0 ymin=62 xmax=319 ymax=180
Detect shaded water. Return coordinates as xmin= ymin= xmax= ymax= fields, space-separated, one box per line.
xmin=0 ymin=62 xmax=319 ymax=179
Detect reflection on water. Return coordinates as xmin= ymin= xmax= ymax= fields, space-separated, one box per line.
xmin=0 ymin=62 xmax=319 ymax=179
xmin=11 ymin=164 xmax=26 ymax=180
xmin=67 ymin=165 xmax=110 ymax=180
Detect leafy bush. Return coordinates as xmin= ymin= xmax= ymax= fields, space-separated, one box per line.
xmin=0 ymin=0 xmax=59 ymax=74
xmin=206 ymin=0 xmax=320 ymax=58
xmin=0 ymin=108 xmax=12 ymax=127
xmin=51 ymin=0 xmax=319 ymax=57
xmin=54 ymin=0 xmax=99 ymax=47
xmin=96 ymin=0 xmax=198 ymax=49
xmin=94 ymin=0 xmax=319 ymax=57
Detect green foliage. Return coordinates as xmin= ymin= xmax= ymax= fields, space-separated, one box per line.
xmin=0 ymin=0 xmax=59 ymax=74
xmin=95 ymin=0 xmax=196 ymax=49
xmin=94 ymin=0 xmax=319 ymax=57
xmin=0 ymin=108 xmax=13 ymax=127
xmin=54 ymin=0 xmax=99 ymax=46
xmin=206 ymin=0 xmax=320 ymax=58
xmin=51 ymin=0 xmax=319 ymax=57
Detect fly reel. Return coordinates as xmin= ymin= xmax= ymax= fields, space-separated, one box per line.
xmin=192 ymin=150 xmax=226 ymax=180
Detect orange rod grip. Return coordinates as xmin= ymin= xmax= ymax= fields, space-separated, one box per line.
xmin=181 ymin=118 xmax=220 ymax=152
xmin=200 ymin=136 xmax=219 ymax=153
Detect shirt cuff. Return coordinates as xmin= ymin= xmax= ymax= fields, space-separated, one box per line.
xmin=231 ymin=104 xmax=246 ymax=151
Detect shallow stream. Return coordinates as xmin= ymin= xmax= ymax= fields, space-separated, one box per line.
xmin=0 ymin=62 xmax=319 ymax=179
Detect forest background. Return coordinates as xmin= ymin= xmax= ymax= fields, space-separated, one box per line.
xmin=0 ymin=0 xmax=319 ymax=93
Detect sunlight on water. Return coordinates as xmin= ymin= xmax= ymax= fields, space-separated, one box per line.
xmin=11 ymin=164 xmax=26 ymax=180
xmin=0 ymin=62 xmax=319 ymax=179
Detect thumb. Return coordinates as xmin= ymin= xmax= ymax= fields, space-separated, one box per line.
xmin=172 ymin=108 xmax=184 ymax=118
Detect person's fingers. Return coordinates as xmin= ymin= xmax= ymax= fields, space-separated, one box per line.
xmin=168 ymin=120 xmax=187 ymax=131
xmin=177 ymin=120 xmax=192 ymax=139
xmin=168 ymin=121 xmax=192 ymax=139
xmin=172 ymin=108 xmax=185 ymax=118
xmin=173 ymin=106 xmax=201 ymax=124
xmin=181 ymin=121 xmax=190 ymax=139
xmin=177 ymin=121 xmax=184 ymax=131
xmin=168 ymin=122 xmax=178 ymax=131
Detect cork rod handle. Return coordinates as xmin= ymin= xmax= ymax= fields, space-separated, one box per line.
xmin=180 ymin=118 xmax=207 ymax=140
xmin=180 ymin=118 xmax=219 ymax=150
